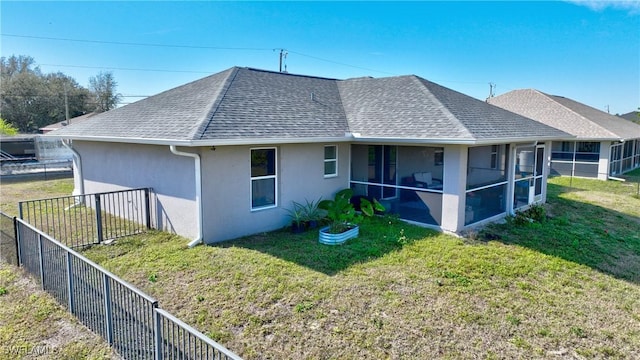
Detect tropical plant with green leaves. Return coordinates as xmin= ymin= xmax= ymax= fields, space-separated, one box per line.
xmin=0 ymin=118 xmax=18 ymax=136
xmin=300 ymin=198 xmax=326 ymax=224
xmin=318 ymin=188 xmax=384 ymax=234
xmin=285 ymin=202 xmax=305 ymax=226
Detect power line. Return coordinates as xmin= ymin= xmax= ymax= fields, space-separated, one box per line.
xmin=1 ymin=94 xmax=145 ymax=98
xmin=4 ymin=33 xmax=493 ymax=86
xmin=4 ymin=33 xmax=398 ymax=76
xmin=2 ymin=33 xmax=273 ymax=51
xmin=287 ymin=50 xmax=397 ymax=76
xmin=39 ymin=63 xmax=214 ymax=74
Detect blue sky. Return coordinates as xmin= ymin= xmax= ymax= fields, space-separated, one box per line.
xmin=1 ymin=1 xmax=638 ymax=115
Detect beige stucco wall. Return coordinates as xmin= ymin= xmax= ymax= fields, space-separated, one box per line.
xmin=72 ymin=139 xmax=556 ymax=242
xmin=74 ymin=141 xmax=199 ymax=239
xmin=200 ymin=143 xmax=350 ymax=243
xmin=441 ymin=144 xmax=467 ymax=232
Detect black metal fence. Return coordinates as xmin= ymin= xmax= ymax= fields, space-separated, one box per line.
xmin=15 ymin=218 xmax=241 ymax=360
xmin=0 ymin=212 xmax=18 ymax=265
xmin=18 ymin=188 xmax=151 ymax=248
xmin=155 ymin=308 xmax=242 ymax=360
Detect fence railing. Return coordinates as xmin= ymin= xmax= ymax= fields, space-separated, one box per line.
xmin=0 ymin=212 xmax=18 ymax=265
xmin=13 ymin=217 xmax=241 ymax=360
xmin=19 ymin=188 xmax=152 ymax=248
xmin=155 ymin=308 xmax=242 ymax=360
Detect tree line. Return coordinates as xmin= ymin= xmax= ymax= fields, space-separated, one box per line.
xmin=0 ymin=55 xmax=122 ymax=133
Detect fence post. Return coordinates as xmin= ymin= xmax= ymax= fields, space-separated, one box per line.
xmin=95 ymin=195 xmax=104 ymax=243
xmin=13 ymin=217 xmax=20 ymax=266
xmin=18 ymin=201 xmax=23 ymax=220
xmin=66 ymin=252 xmax=74 ymax=314
xmin=144 ymin=188 xmax=151 ymax=230
xmin=103 ymin=273 xmax=114 ymax=344
xmin=154 ymin=308 xmax=163 ymax=360
xmin=37 ymin=234 xmax=45 ymax=289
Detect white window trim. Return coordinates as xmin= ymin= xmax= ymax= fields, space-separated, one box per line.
xmin=434 ymin=149 xmax=444 ymax=166
xmin=250 ymin=147 xmax=277 ymax=211
xmin=490 ymin=145 xmax=499 ymax=169
xmin=324 ymin=145 xmax=338 ymax=178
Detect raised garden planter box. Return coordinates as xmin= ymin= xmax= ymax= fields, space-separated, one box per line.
xmin=318 ymin=225 xmax=359 ymax=245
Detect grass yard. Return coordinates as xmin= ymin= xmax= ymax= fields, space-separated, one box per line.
xmin=1 ymin=176 xmax=639 ymax=359
xmin=0 ymin=179 xmax=118 ymax=360
xmin=79 ymin=176 xmax=640 ymax=359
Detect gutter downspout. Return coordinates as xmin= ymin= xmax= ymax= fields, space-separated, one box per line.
xmin=169 ymin=145 xmax=203 ymax=247
xmin=61 ymin=140 xmax=85 ymax=196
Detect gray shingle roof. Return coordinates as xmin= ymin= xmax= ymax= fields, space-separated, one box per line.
xmin=620 ymin=111 xmax=639 ymax=122
xmin=49 ymin=67 xmax=570 ymax=145
xmin=197 ymin=68 xmax=349 ymax=139
xmin=488 ymin=89 xmax=640 ymax=141
xmin=49 ymin=68 xmax=236 ymax=141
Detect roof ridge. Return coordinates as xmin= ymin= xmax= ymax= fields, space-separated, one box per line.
xmin=245 ymin=67 xmax=338 ymax=81
xmin=537 ymin=90 xmax=620 ymax=139
xmin=412 ymin=76 xmax=474 ymax=138
xmin=190 ymin=67 xmax=240 ymax=140
xmin=332 ymin=79 xmax=351 ymax=134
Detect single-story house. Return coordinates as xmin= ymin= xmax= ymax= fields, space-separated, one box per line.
xmin=39 ymin=112 xmax=98 ymax=134
xmin=620 ymin=111 xmax=639 ymax=124
xmin=488 ymin=89 xmax=640 ymax=179
xmin=47 ymin=67 xmax=569 ymax=245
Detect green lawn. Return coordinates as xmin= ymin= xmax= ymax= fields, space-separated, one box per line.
xmin=0 ymin=179 xmax=117 ymax=360
xmin=78 ymin=176 xmax=640 ymax=359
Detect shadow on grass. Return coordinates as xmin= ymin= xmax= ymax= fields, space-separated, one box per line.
xmin=214 ymin=215 xmax=439 ymax=276
xmin=481 ymin=183 xmax=640 ymax=284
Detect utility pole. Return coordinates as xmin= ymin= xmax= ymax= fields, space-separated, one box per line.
xmin=64 ymin=82 xmax=70 ymax=123
xmin=605 ymin=105 xmax=610 ymax=114
xmin=279 ymin=49 xmax=288 ymax=73
xmin=488 ymin=83 xmax=496 ymax=99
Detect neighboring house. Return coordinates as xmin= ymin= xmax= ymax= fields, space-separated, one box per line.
xmin=620 ymin=111 xmax=640 ymax=124
xmin=489 ymin=90 xmax=640 ymax=179
xmin=39 ymin=112 xmax=97 ymax=134
xmin=47 ymin=67 xmax=569 ymax=245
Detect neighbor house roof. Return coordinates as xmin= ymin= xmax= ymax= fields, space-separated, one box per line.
xmin=48 ymin=67 xmax=569 ymax=146
xmin=620 ymin=111 xmax=639 ymax=123
xmin=488 ymin=89 xmax=640 ymax=141
xmin=39 ymin=112 xmax=98 ymax=133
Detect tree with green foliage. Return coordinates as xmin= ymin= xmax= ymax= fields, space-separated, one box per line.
xmin=89 ymin=71 xmax=122 ymax=112
xmin=0 ymin=55 xmax=111 ymax=133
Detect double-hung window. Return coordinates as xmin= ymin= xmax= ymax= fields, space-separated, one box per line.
xmin=490 ymin=145 xmax=499 ymax=169
xmin=250 ymin=148 xmax=277 ymax=210
xmin=324 ymin=145 xmax=338 ymax=177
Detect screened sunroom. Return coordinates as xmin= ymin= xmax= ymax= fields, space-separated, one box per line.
xmin=550 ymin=141 xmax=600 ymax=177
xmin=465 ymin=143 xmax=547 ymax=226
xmin=350 ymin=144 xmax=444 ymax=226
xmin=610 ymin=139 xmax=640 ymax=176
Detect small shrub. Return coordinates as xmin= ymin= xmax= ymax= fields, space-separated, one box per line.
xmin=511 ymin=204 xmax=547 ymax=225
xmin=527 ymin=204 xmax=547 ymax=222
xmin=148 ymin=273 xmax=157 ymax=283
xmin=0 ymin=286 xmax=7 ymax=296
